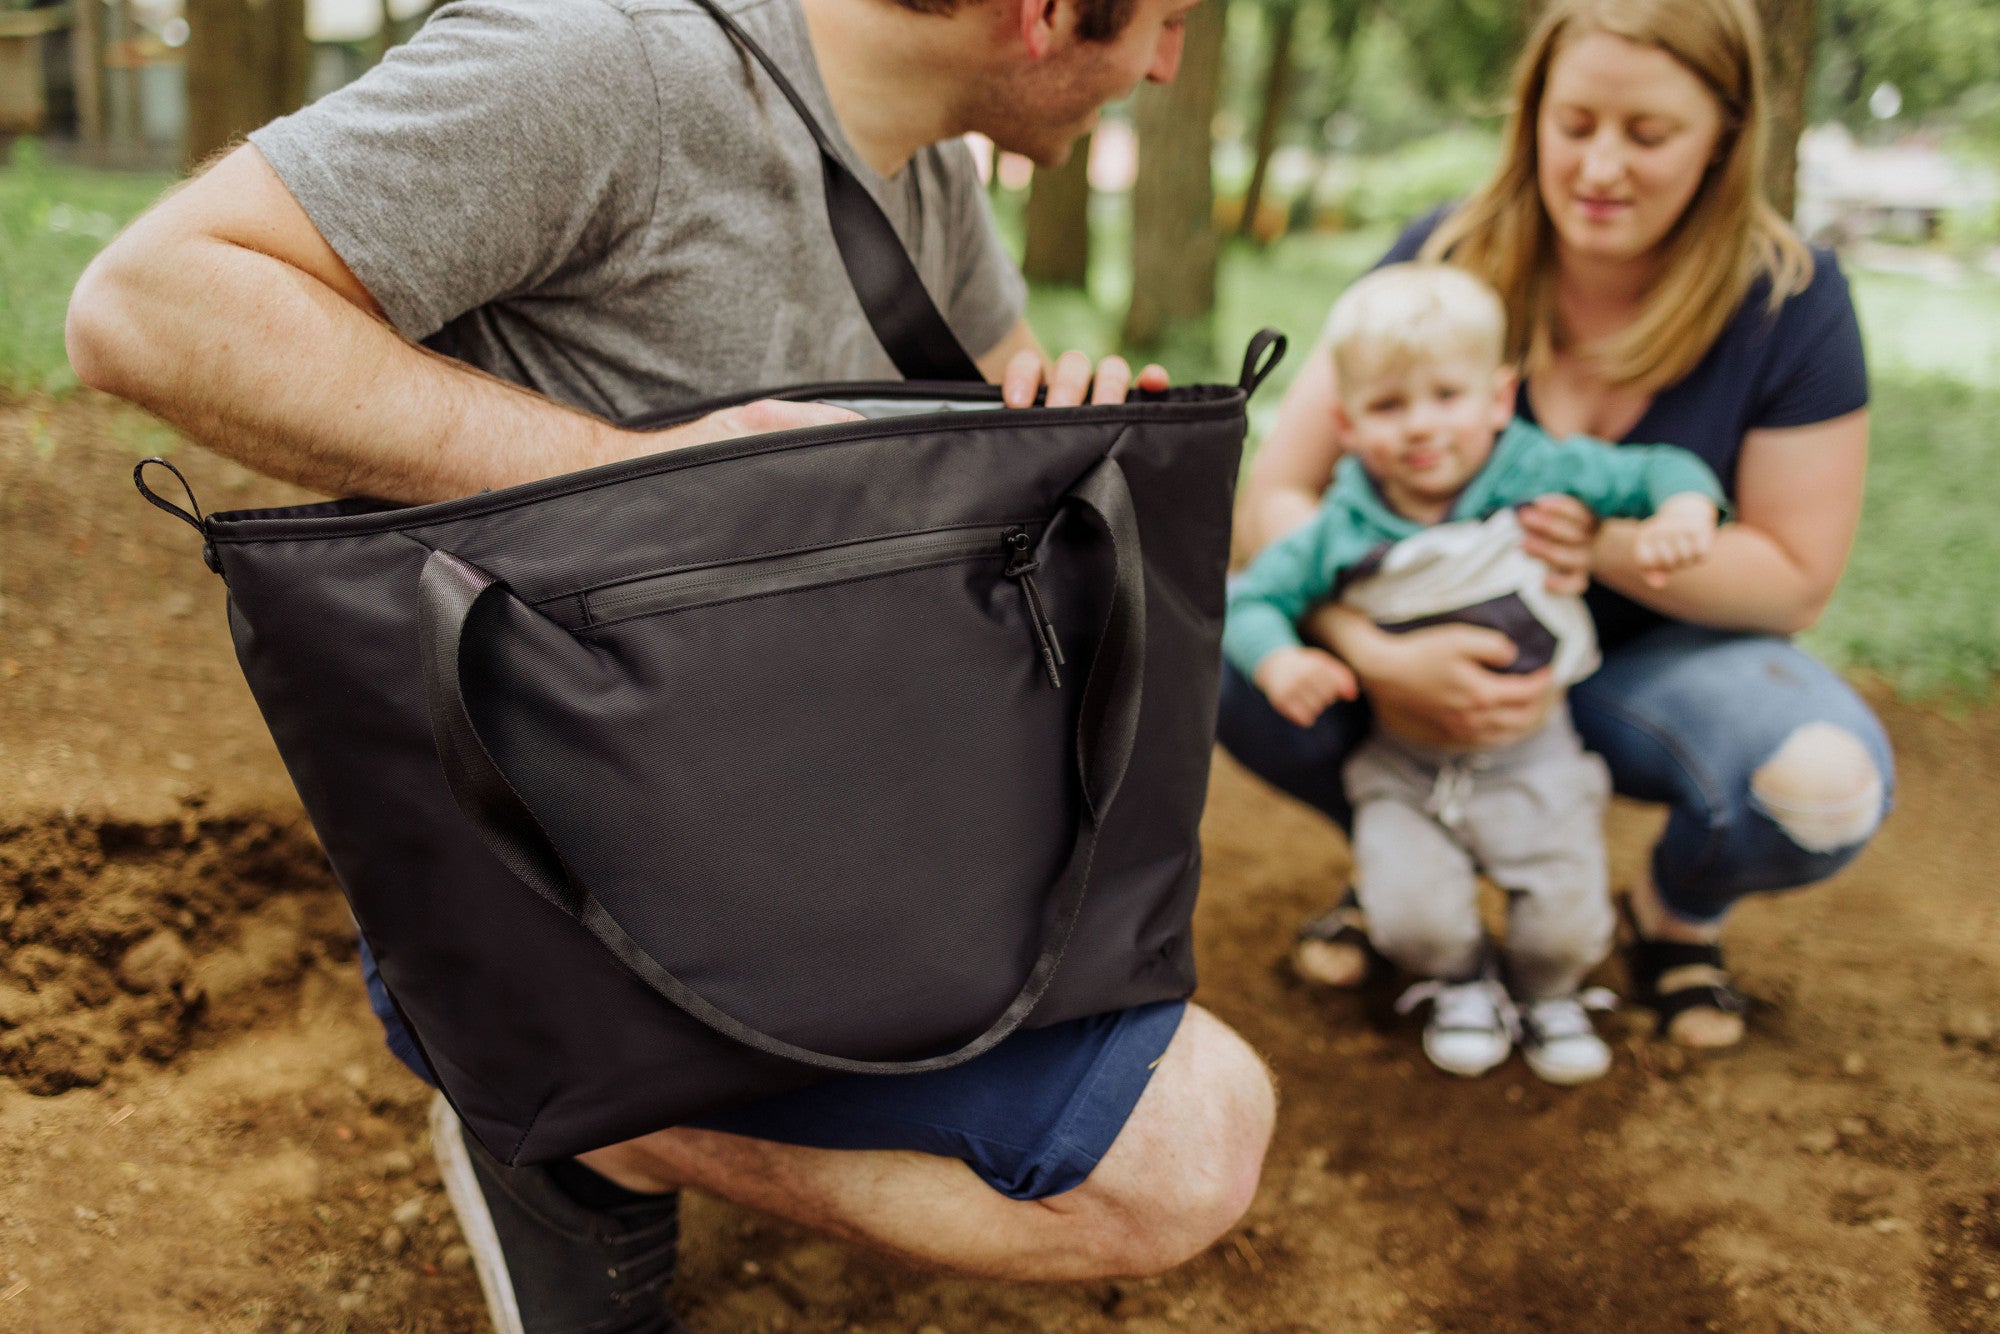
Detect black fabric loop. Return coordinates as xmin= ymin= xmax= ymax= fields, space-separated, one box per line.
xmin=415 ymin=455 xmax=1147 ymax=1077
xmin=692 ymin=0 xmax=981 ymax=383
xmin=134 ymin=456 xmax=225 ymax=576
xmin=1238 ymin=328 xmax=1289 ymax=397
xmin=134 ymin=457 xmax=206 ymax=531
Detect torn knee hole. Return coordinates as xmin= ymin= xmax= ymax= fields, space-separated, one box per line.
xmin=1750 ymin=722 xmax=1884 ymax=853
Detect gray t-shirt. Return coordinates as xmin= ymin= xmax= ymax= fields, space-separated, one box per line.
xmin=249 ymin=0 xmax=1025 ymax=420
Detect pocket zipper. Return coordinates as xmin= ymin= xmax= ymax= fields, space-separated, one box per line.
xmin=1002 ymin=527 xmax=1064 ymax=690
xmin=576 ymin=524 xmax=1055 ymax=679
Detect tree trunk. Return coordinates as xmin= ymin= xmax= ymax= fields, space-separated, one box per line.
xmin=1022 ymin=131 xmax=1093 ymax=288
xmin=183 ymin=0 xmax=310 ymax=170
xmin=1756 ymin=0 xmax=1816 ymax=218
xmin=1237 ymin=2 xmax=1298 ymax=242
xmin=1121 ymin=0 xmax=1226 ymax=355
xmin=70 ymin=0 xmax=104 ymax=148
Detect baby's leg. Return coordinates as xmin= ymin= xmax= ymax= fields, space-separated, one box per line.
xmin=1345 ymin=738 xmax=1483 ymax=981
xmin=1461 ymin=717 xmax=1615 ymax=1000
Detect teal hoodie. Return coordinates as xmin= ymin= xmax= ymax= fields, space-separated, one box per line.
xmin=1223 ymin=418 xmax=1726 ymax=676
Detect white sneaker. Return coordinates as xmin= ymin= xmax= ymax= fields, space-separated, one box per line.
xmin=1397 ymin=975 xmax=1517 ymax=1077
xmin=1518 ymin=989 xmax=1617 ymax=1084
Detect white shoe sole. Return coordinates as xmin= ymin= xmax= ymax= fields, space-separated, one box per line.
xmin=429 ymin=1092 xmax=525 ymax=1334
xmin=1422 ymin=1035 xmax=1510 ymax=1078
xmin=1523 ymin=1048 xmax=1611 ymax=1085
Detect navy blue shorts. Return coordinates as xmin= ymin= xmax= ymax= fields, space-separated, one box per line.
xmin=361 ymin=941 xmax=1182 ymax=1200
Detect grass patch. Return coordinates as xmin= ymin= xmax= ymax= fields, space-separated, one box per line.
xmin=1847 ymin=267 xmax=2000 ymax=389
xmin=0 ymin=140 xmax=174 ymax=397
xmin=1804 ymin=374 xmax=2000 ymax=698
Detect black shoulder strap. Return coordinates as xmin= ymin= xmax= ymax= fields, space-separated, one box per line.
xmin=691 ymin=0 xmax=984 ymax=383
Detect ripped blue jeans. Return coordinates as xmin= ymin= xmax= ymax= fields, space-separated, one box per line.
xmin=1215 ymin=622 xmax=1895 ymax=926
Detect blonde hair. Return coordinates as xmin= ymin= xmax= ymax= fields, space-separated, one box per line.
xmin=1420 ymin=0 xmax=1812 ymax=392
xmin=1325 ymin=262 xmax=1507 ymax=394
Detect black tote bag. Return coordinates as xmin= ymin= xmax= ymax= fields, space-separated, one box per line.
xmin=133 ymin=0 xmax=1288 ymax=1164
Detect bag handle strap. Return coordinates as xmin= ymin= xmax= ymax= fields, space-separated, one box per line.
xmin=690 ymin=0 xmax=983 ymax=384
xmin=417 ymin=456 xmax=1146 ymax=1076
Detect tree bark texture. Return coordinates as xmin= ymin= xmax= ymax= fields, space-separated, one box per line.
xmin=70 ymin=0 xmax=104 ymax=147
xmin=1022 ymin=132 xmax=1093 ymax=288
xmin=1237 ymin=2 xmax=1298 ymax=241
xmin=1121 ymin=0 xmax=1227 ymax=353
xmin=183 ymin=0 xmax=310 ymax=170
xmin=1755 ymin=0 xmax=1816 ymax=218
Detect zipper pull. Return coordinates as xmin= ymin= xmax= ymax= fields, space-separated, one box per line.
xmin=1002 ymin=528 xmax=1064 ymax=689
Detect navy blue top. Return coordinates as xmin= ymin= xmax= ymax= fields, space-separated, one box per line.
xmin=1379 ymin=209 xmax=1869 ymax=646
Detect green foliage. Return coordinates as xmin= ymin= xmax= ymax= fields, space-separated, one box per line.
xmin=1377 ymin=0 xmax=1521 ymax=113
xmin=0 ymin=139 xmax=173 ymax=398
xmin=1814 ymin=0 xmax=2000 ymax=134
xmin=1803 ymin=374 xmax=2000 ymax=698
xmin=1313 ymin=128 xmax=1498 ymax=230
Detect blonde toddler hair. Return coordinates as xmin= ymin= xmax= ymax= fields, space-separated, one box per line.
xmin=1325 ymin=262 xmax=1509 ymax=395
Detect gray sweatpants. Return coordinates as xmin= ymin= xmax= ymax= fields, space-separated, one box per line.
xmin=1343 ymin=711 xmax=1614 ymax=1000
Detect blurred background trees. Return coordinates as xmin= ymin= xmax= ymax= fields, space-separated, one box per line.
xmin=988 ymin=0 xmax=1998 ymax=378
xmin=182 ymin=0 xmax=309 ymax=168
xmin=1 ymin=0 xmax=1996 ymax=688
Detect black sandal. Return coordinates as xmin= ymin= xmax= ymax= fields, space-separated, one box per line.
xmin=1294 ymin=886 xmax=1383 ymax=985
xmin=1619 ymin=897 xmax=1746 ymax=1034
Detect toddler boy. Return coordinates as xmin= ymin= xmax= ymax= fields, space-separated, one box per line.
xmin=1224 ymin=263 xmax=1725 ymax=1083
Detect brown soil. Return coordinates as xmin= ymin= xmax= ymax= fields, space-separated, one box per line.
xmin=3 ymin=395 xmax=1998 ymax=1333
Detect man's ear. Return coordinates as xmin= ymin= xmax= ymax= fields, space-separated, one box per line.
xmin=1018 ymin=0 xmax=1063 ymax=59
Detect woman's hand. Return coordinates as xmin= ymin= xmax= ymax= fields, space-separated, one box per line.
xmin=1308 ymin=605 xmax=1560 ymax=749
xmin=1517 ymin=494 xmax=1601 ymax=596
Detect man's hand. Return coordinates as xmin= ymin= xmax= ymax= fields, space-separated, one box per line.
xmin=641 ymin=399 xmax=863 ymax=455
xmin=1251 ymin=646 xmax=1359 ymax=728
xmin=1630 ymin=493 xmax=1719 ymax=588
xmin=1517 ymin=494 xmax=1600 ymax=596
xmin=1001 ymin=348 xmax=1170 ymax=408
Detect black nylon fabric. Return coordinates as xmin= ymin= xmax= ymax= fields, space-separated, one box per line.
xmin=419 ymin=457 xmax=1148 ymax=1076
xmin=200 ymin=386 xmax=1250 ymax=1164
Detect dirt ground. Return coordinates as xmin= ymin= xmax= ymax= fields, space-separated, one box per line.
xmin=3 ymin=395 xmax=1998 ymax=1334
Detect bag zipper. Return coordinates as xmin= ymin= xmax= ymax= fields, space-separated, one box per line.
xmin=579 ymin=523 xmax=1059 ymax=692
xmin=1001 ymin=527 xmax=1064 ymax=689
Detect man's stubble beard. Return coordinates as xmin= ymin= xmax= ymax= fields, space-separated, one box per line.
xmin=962 ymin=58 xmax=1111 ymax=169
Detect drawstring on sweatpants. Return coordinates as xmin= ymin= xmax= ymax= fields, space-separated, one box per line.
xmin=1425 ymin=755 xmax=1489 ymax=828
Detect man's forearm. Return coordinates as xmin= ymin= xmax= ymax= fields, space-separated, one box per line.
xmin=69 ymin=230 xmax=635 ymax=504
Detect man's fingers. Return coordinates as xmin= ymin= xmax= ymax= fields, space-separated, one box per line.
xmin=1046 ymin=349 xmax=1094 ymax=408
xmin=742 ymin=399 xmax=864 ymax=431
xmin=670 ymin=399 xmax=862 ymax=450
xmin=1089 ymin=355 xmax=1134 ymax=406
xmin=1002 ymin=349 xmax=1044 ymax=408
xmin=999 ymin=352 xmax=1171 ymax=411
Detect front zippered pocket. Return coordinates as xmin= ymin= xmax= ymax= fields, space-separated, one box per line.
xmin=568 ymin=522 xmax=1064 ymax=686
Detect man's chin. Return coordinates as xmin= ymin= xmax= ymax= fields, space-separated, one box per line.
xmin=994 ymin=117 xmax=1096 ymax=170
